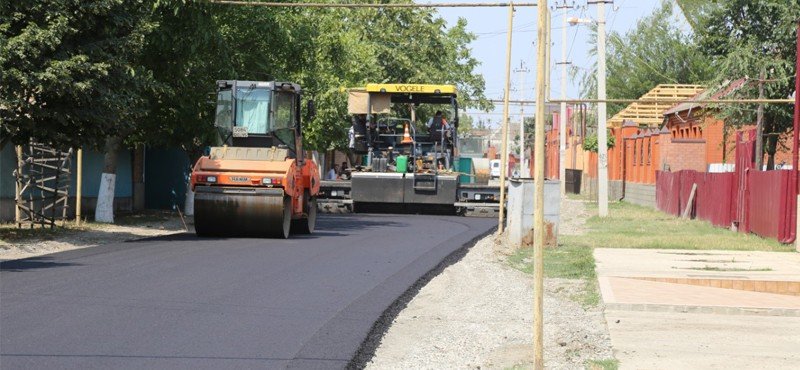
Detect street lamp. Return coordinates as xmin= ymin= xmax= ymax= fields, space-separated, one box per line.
xmin=567 ymin=17 xmax=592 ymax=26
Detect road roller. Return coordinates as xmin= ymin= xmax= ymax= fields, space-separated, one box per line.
xmin=190 ymin=80 xmax=320 ymax=238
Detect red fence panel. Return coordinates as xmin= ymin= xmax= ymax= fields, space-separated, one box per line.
xmin=656 ymin=171 xmax=680 ymax=216
xmin=748 ymin=170 xmax=794 ymax=242
xmin=695 ymin=172 xmax=736 ymax=227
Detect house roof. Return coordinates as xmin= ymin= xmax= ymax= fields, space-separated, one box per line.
xmin=608 ymin=84 xmax=706 ymax=128
xmin=662 ymin=78 xmax=747 ymax=116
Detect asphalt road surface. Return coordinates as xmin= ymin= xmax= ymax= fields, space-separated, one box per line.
xmin=1 ymin=214 xmax=495 ymax=369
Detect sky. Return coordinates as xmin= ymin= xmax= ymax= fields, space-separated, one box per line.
xmin=425 ymin=0 xmax=668 ymax=127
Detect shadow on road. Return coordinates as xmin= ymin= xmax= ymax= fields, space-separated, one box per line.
xmin=124 ymin=215 xmax=409 ymax=242
xmin=1 ymin=256 xmax=81 ymax=272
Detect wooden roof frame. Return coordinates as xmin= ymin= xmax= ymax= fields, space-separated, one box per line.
xmin=607 ymin=84 xmax=705 ymax=127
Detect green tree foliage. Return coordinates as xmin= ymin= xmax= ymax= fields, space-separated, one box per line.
xmin=694 ymin=1 xmax=800 ymax=168
xmin=1 ymin=0 xmax=158 ymax=150
xmin=2 ymin=0 xmax=490 ymax=155
xmin=582 ymin=132 xmax=615 ymax=153
xmin=576 ymin=1 xmax=714 ymax=117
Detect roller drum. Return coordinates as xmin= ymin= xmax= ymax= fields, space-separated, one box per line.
xmin=194 ymin=186 xmax=290 ymax=238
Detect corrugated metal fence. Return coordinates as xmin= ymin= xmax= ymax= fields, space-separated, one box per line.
xmin=656 ymin=130 xmax=796 ymax=243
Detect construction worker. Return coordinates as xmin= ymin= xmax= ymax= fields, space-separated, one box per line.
xmin=427 ymin=111 xmax=449 ymax=134
xmin=327 ymin=164 xmax=339 ymax=180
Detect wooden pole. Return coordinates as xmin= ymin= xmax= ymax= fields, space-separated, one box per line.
xmin=793 ymin=21 xmax=800 ymax=251
xmin=681 ymin=183 xmax=697 ymax=219
xmin=498 ymin=3 xmax=515 ymax=234
xmin=76 ymin=148 xmax=83 ymax=224
xmin=533 ymin=2 xmax=548 ymax=369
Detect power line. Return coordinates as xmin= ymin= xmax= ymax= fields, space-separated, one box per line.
xmin=207 ymin=1 xmax=539 ymax=8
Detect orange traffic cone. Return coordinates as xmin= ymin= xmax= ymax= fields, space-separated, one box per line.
xmin=401 ymin=123 xmax=414 ymax=144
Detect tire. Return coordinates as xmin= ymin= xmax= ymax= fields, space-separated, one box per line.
xmin=291 ymin=191 xmax=316 ymax=234
xmin=277 ymin=196 xmax=291 ymax=239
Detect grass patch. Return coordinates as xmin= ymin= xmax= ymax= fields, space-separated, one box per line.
xmin=115 ymin=211 xmax=171 ymax=226
xmin=1 ymin=210 xmax=177 ymax=244
xmin=685 ymin=258 xmax=738 ymax=263
xmin=0 ymin=222 xmax=88 ymax=243
xmin=675 ymin=266 xmax=773 ymax=272
xmin=509 ymin=245 xmax=600 ymax=307
xmin=587 ymin=358 xmax=620 ymax=370
xmin=563 ymin=201 xmax=792 ymax=252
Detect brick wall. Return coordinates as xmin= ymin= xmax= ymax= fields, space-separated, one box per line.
xmin=660 ymin=138 xmax=707 ymax=172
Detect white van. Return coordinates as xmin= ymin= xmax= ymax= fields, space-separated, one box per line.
xmin=490 ymin=159 xmax=501 ymax=179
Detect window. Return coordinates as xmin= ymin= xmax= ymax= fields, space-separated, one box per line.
xmin=272 ymin=91 xmax=297 ymax=151
xmin=273 ymin=91 xmax=296 ymax=130
xmin=235 ymin=87 xmax=270 ymax=134
xmin=215 ymin=89 xmax=233 ymax=130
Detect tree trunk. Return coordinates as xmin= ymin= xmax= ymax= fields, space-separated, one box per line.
xmin=755 ymin=70 xmax=765 ymax=170
xmin=95 ymin=136 xmax=122 ymax=223
xmin=765 ymin=133 xmax=778 ymax=171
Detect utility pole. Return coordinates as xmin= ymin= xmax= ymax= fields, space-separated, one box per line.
xmin=557 ymin=1 xmax=573 ymax=197
xmin=592 ymin=0 xmax=611 ymax=217
xmin=514 ymin=61 xmax=530 ymax=177
xmin=756 ymin=69 xmax=765 ymax=170
xmin=498 ymin=3 xmax=515 ymax=234
xmin=533 ymin=3 xmax=549 ymax=368
xmin=793 ymin=20 xmax=800 ymax=252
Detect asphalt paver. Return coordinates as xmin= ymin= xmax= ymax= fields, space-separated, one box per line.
xmin=1 ymin=214 xmax=496 ymax=369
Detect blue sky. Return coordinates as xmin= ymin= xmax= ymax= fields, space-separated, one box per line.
xmin=427 ymin=0 xmax=668 ymax=126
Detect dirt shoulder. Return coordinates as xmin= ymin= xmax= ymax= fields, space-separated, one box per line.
xmin=0 ymin=212 xmax=189 ymax=261
xmin=366 ymin=199 xmax=613 ymax=369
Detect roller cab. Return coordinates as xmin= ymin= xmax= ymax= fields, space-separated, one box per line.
xmin=191 ymin=80 xmax=319 ymax=238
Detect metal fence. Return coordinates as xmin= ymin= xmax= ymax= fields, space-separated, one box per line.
xmin=655 ymin=130 xmax=797 ymax=243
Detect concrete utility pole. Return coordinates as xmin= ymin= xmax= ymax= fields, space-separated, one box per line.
xmin=557 ymin=1 xmax=573 ymax=197
xmin=756 ymin=69 xmax=765 ymax=170
xmin=514 ymin=61 xmax=530 ymax=177
xmin=15 ymin=145 xmax=22 ymax=224
xmin=533 ymin=3 xmax=549 ymax=368
xmin=594 ymin=0 xmax=611 ymax=217
xmin=498 ymin=3 xmax=515 ymax=234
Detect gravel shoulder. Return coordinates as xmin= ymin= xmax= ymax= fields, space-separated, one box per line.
xmin=366 ymin=199 xmax=613 ymax=369
xmin=0 ymin=212 xmax=189 ymax=261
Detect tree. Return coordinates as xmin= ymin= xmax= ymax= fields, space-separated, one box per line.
xmin=694 ymin=0 xmax=800 ymax=169
xmin=576 ymin=1 xmax=714 ymax=116
xmin=2 ymin=0 xmax=492 ymax=222
xmin=1 ymin=0 xmax=157 ymax=151
xmin=1 ymin=0 xmax=159 ymax=223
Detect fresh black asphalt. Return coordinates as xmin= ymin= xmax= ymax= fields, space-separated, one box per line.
xmin=0 ymin=214 xmax=496 ymax=369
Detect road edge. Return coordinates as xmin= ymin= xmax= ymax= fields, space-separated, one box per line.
xmin=347 ymin=225 xmax=498 ymax=369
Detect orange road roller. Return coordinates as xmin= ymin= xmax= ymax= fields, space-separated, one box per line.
xmin=190 ymin=80 xmax=320 ymax=238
